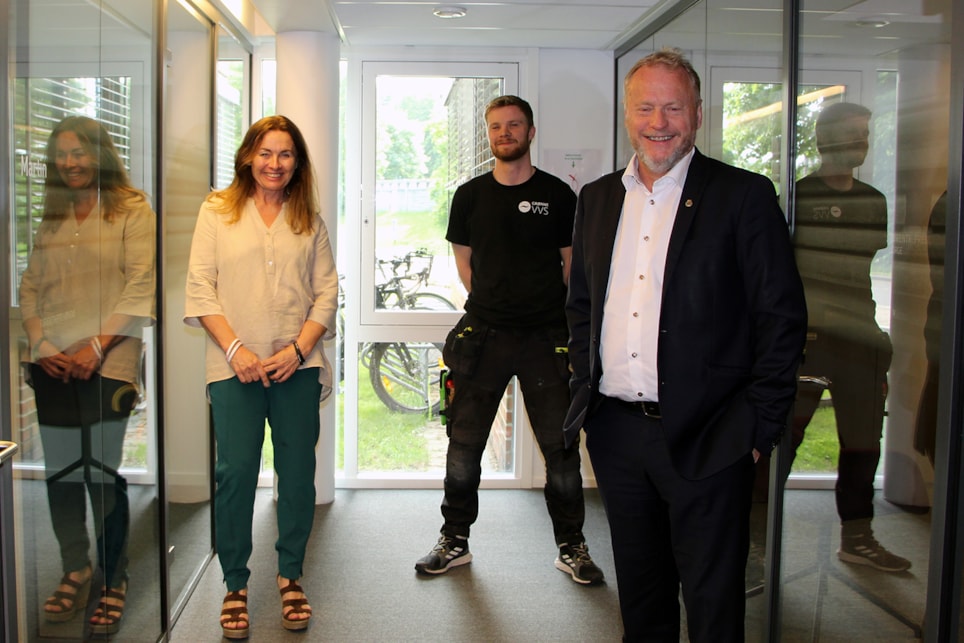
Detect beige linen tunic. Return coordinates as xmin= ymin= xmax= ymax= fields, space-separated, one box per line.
xmin=183 ymin=198 xmax=339 ymax=392
xmin=19 ymin=197 xmax=156 ymax=385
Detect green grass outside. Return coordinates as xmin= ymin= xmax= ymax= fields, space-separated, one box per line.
xmin=789 ymin=394 xmax=840 ymax=473
xmin=262 ymin=360 xmax=432 ymax=474
xmin=268 ymin=389 xmax=841 ymax=475
xmin=376 ymin=209 xmax=450 ymax=259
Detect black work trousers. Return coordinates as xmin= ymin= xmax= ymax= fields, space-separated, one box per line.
xmin=440 ymin=319 xmax=586 ymax=546
xmin=792 ymin=331 xmax=890 ymax=522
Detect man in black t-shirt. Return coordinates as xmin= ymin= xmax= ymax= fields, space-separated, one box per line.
xmin=414 ymin=95 xmax=603 ymax=585
xmin=792 ymin=101 xmax=910 ymax=572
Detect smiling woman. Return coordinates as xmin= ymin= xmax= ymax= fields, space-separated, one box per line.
xmin=53 ymin=132 xmax=96 ymax=192
xmin=184 ymin=114 xmax=338 ymax=638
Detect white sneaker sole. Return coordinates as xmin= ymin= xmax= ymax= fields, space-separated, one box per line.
xmin=554 ymin=557 xmax=596 ymax=585
xmin=415 ymin=552 xmax=473 ymax=575
xmin=837 ymin=549 xmax=910 ymax=572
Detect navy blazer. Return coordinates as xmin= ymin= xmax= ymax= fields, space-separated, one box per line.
xmin=565 ymin=150 xmax=807 ymax=480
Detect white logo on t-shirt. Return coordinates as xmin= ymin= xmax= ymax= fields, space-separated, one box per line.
xmin=519 ymin=201 xmax=550 ymax=215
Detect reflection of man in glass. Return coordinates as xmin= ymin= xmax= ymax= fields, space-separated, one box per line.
xmin=792 ymin=102 xmax=909 ymax=572
xmin=20 ymin=116 xmax=155 ymax=633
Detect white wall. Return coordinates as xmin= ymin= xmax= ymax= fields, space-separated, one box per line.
xmin=530 ymin=48 xmax=614 ymax=487
xmin=536 ymin=49 xmax=616 ymax=191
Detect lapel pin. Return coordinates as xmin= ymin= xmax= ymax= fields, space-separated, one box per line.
xmin=684 ymin=199 xmax=693 ymax=207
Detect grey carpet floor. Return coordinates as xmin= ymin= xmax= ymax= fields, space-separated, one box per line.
xmin=16 ymin=482 xmax=930 ymax=641
xmin=169 ymin=487 xmax=933 ymax=642
xmin=169 ymin=488 xmax=623 ymax=642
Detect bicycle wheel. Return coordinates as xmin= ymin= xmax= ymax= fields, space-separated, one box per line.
xmin=407 ymin=292 xmax=458 ymax=311
xmin=368 ymin=341 xmax=444 ymax=415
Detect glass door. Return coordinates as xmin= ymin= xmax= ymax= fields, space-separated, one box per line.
xmin=340 ymin=61 xmax=521 ymax=482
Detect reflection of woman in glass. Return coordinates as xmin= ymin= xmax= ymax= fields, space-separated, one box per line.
xmin=20 ymin=116 xmax=155 ymax=634
xmin=184 ymin=115 xmax=338 ymax=638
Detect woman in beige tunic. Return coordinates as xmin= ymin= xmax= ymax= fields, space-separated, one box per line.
xmin=20 ymin=115 xmax=155 ymax=635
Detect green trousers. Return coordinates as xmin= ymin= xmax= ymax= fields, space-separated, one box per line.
xmin=209 ymin=368 xmax=322 ymax=591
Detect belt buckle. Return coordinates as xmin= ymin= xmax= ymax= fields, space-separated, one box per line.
xmin=641 ymin=401 xmax=661 ymax=419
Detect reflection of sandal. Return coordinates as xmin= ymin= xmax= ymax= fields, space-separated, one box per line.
xmin=44 ymin=566 xmax=92 ymax=623
xmin=278 ymin=576 xmax=311 ymax=631
xmin=220 ymin=590 xmax=249 ymax=640
xmin=89 ymin=581 xmax=127 ymax=635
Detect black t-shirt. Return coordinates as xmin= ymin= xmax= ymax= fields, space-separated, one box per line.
xmin=446 ymin=169 xmax=576 ymax=328
xmin=793 ymin=174 xmax=888 ymax=337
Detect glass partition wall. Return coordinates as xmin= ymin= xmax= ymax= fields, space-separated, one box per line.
xmin=0 ymin=0 xmax=232 ymax=639
xmin=4 ymin=0 xmax=164 ymax=639
xmin=617 ymin=0 xmax=957 ymax=639
xmin=786 ymin=1 xmax=950 ymax=639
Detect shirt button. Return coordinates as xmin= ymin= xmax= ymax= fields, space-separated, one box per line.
xmin=631 ymin=352 xmax=637 ymax=358
xmin=632 ymin=312 xmax=639 ymax=317
xmin=643 ymin=235 xmax=650 ymax=242
xmin=638 ymin=274 xmax=645 ymax=280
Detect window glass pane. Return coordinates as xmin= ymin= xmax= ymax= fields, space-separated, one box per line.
xmin=261 ymin=59 xmax=277 ymax=117
xmin=722 ymin=80 xmax=784 ymax=185
xmin=373 ymin=75 xmax=502 ymax=313
xmin=215 ymin=59 xmax=244 ymax=189
xmin=12 ymin=76 xmax=134 ymax=304
xmin=783 ymin=1 xmax=953 ymax=639
xmin=345 ymin=69 xmax=515 ymax=477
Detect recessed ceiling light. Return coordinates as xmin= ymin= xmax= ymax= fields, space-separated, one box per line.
xmin=433 ymin=6 xmax=467 ymax=19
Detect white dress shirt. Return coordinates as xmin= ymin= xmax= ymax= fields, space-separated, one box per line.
xmin=599 ymin=149 xmax=694 ymax=402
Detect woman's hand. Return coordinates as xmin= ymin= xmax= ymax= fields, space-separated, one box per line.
xmin=229 ymin=345 xmax=272 ymax=387
xmin=69 ymin=343 xmax=101 ymax=381
xmin=261 ymin=344 xmax=302 ymax=384
xmin=36 ymin=340 xmax=72 ymax=382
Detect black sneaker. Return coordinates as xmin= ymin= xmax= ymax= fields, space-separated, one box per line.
xmin=838 ymin=534 xmax=911 ymax=572
xmin=415 ymin=535 xmax=472 ymax=575
xmin=554 ymin=542 xmax=604 ymax=585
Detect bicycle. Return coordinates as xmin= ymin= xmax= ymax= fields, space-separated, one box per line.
xmin=341 ymin=249 xmax=457 ymax=415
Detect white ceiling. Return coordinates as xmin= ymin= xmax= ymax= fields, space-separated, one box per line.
xmin=249 ymin=0 xmax=950 ymax=57
xmin=21 ymin=0 xmax=952 ymax=57
xmin=250 ymin=0 xmax=668 ymax=50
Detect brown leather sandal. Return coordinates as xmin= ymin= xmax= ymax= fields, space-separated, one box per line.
xmin=43 ymin=566 xmax=92 ymax=623
xmin=89 ymin=581 xmax=127 ymax=635
xmin=220 ymin=590 xmax=250 ymax=640
xmin=278 ymin=576 xmax=312 ymax=631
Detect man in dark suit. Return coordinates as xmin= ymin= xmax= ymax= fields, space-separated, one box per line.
xmin=565 ymin=48 xmax=807 ymax=642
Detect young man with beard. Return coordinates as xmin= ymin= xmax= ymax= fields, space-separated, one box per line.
xmin=415 ymin=95 xmax=604 ymax=586
xmin=791 ymin=102 xmax=910 ymax=572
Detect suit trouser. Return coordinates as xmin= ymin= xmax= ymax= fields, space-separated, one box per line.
xmin=209 ymin=368 xmax=321 ymax=591
xmin=441 ymin=323 xmax=586 ymax=545
xmin=793 ymin=333 xmax=889 ymax=522
xmin=586 ymin=397 xmax=754 ymax=643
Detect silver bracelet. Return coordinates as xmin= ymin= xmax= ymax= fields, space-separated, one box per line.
xmin=91 ymin=336 xmax=104 ymax=361
xmin=225 ymin=338 xmax=242 ymax=362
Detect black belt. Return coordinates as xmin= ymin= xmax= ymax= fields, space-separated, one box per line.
xmin=611 ymin=397 xmax=662 ymax=419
